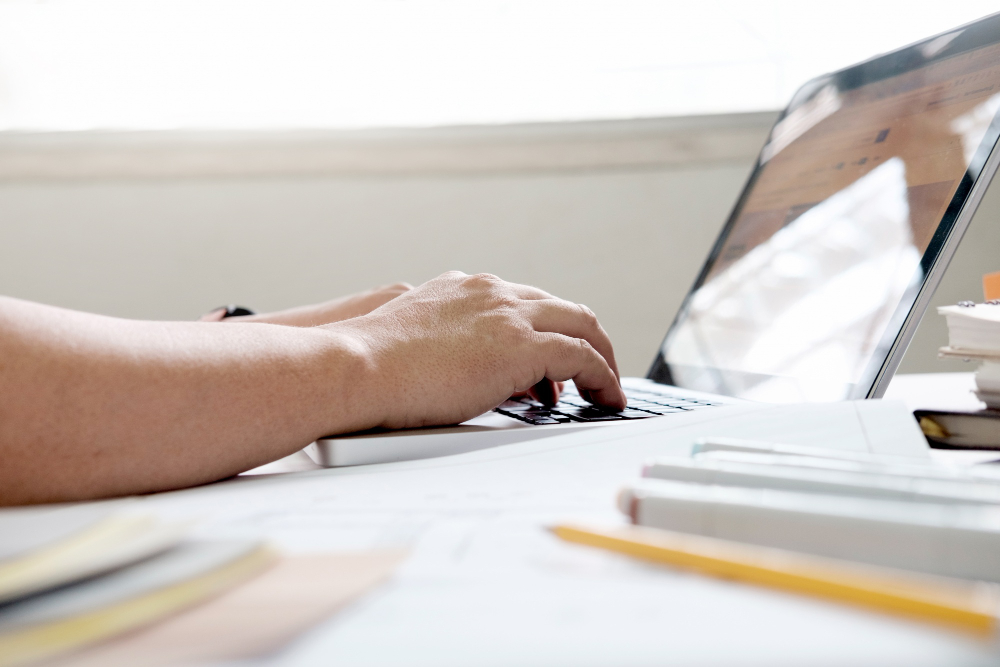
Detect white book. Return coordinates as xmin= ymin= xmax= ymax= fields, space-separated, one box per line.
xmin=974 ymin=361 xmax=1000 ymax=408
xmin=936 ymin=303 xmax=1000 ymax=408
xmin=938 ymin=303 xmax=1000 ymax=353
xmin=619 ymin=479 xmax=1000 ymax=581
xmin=690 ymin=447 xmax=1000 ymax=484
xmin=642 ymin=456 xmax=1000 ymax=505
xmin=691 ymin=437 xmax=944 ymax=469
xmin=977 ymin=360 xmax=1000 ymax=393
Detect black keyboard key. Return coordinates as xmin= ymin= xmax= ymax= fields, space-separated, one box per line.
xmin=575 ymin=413 xmax=627 ymax=421
xmin=552 ymin=407 xmax=626 ymax=421
xmin=520 ymin=410 xmax=575 ymax=423
xmin=522 ymin=417 xmax=563 ymax=425
xmin=499 ymin=403 xmax=547 ymax=412
xmin=496 ymin=408 xmax=575 ymax=424
xmin=519 ymin=416 xmax=560 ymax=425
xmin=494 ymin=388 xmax=722 ymax=425
xmin=636 ymin=406 xmax=687 ymax=414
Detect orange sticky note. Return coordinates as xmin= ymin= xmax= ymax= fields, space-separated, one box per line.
xmin=985 ymin=272 xmax=1000 ymax=301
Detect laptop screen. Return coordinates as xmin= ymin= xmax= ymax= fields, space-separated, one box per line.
xmin=651 ymin=14 xmax=1000 ymax=402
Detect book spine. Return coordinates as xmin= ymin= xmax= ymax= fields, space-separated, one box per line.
xmin=622 ymin=483 xmax=1000 ymax=582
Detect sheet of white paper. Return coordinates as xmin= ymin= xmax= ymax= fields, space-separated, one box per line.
xmin=854 ymin=399 xmax=931 ymax=457
xmin=103 ymin=400 xmax=1000 ymax=666
xmin=136 ymin=401 xmax=927 ymax=550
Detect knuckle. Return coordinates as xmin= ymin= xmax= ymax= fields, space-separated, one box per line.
xmin=467 ymin=272 xmax=502 ymax=287
xmin=576 ymin=303 xmax=599 ymax=326
xmin=481 ymin=306 xmax=517 ymax=330
xmin=551 ymin=336 xmax=591 ymax=366
xmin=508 ymin=322 xmax=534 ymax=346
xmin=498 ymin=291 xmax=521 ymax=309
xmin=483 ymin=313 xmax=532 ymax=349
xmin=465 ymin=273 xmax=518 ymax=307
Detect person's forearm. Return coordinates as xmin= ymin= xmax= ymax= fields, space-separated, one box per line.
xmin=0 ymin=297 xmax=374 ymax=505
xmin=218 ymin=282 xmax=414 ymax=327
xmin=1 ymin=272 xmax=625 ymax=505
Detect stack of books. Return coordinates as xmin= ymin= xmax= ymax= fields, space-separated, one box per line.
xmin=554 ymin=436 xmax=1000 ymax=635
xmin=919 ymin=300 xmax=1000 ymax=449
xmin=938 ymin=300 xmax=1000 ymax=407
xmin=0 ymin=505 xmax=273 ymax=667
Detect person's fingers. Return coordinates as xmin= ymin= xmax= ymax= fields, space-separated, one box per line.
xmin=527 ymin=378 xmax=561 ymax=406
xmin=198 ymin=307 xmax=228 ymax=322
xmin=376 ymin=282 xmax=413 ymax=294
xmin=516 ymin=380 xmax=563 ymax=404
xmin=533 ymin=333 xmax=625 ymax=410
xmin=523 ymin=300 xmax=621 ymax=381
xmin=368 ymin=291 xmax=402 ymax=306
xmin=507 ymin=283 xmax=557 ymax=301
xmin=358 ymin=283 xmax=414 ymax=314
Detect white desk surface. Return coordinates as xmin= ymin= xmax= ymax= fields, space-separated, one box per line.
xmin=138 ymin=375 xmax=1000 ymax=666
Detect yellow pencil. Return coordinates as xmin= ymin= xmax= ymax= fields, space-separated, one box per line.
xmin=551 ymin=523 xmax=1000 ymax=635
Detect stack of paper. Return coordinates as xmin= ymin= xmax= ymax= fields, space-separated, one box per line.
xmin=938 ymin=301 xmax=1000 ymax=408
xmin=0 ymin=507 xmax=190 ymax=604
xmin=0 ymin=506 xmax=273 ymax=667
xmin=45 ymin=551 xmax=407 ymax=667
xmin=618 ymin=437 xmax=1000 ymax=581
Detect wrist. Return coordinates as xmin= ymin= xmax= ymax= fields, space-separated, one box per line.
xmin=311 ymin=323 xmax=385 ymax=436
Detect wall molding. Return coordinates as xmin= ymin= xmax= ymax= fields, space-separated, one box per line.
xmin=0 ymin=112 xmax=778 ymax=181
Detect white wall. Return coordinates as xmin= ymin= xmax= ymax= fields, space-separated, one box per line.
xmin=0 ymin=114 xmax=996 ymax=378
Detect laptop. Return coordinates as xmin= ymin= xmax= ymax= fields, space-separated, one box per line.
xmin=307 ymin=12 xmax=1000 ymax=467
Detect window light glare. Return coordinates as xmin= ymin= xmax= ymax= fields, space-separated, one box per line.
xmin=0 ymin=0 xmax=996 ymax=131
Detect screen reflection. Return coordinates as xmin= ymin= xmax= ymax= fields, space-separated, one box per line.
xmin=662 ymin=39 xmax=1000 ymax=401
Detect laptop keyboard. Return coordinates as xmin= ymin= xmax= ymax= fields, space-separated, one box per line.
xmin=494 ymin=386 xmax=721 ymax=425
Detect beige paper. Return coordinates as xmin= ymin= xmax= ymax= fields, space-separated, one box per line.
xmin=46 ymin=550 xmax=406 ymax=667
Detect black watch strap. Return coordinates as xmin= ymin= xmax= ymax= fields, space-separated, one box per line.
xmin=217 ymin=305 xmax=256 ymax=319
xmin=202 ymin=304 xmax=257 ymax=321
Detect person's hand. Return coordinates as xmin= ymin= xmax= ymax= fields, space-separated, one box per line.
xmin=332 ymin=271 xmax=625 ymax=430
xmin=214 ymin=283 xmax=413 ymax=327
